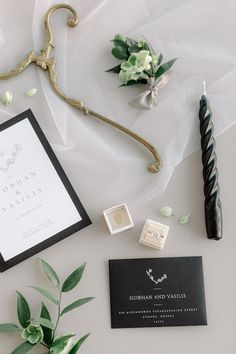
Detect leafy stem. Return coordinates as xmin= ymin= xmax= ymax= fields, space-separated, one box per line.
xmin=52 ymin=287 xmax=62 ymax=343
xmin=0 ymin=259 xmax=93 ymax=354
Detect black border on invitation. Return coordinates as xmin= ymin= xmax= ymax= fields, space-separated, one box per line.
xmin=0 ymin=109 xmax=91 ymax=272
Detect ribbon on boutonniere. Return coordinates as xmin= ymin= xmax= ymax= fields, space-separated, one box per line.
xmin=129 ymin=72 xmax=172 ymax=110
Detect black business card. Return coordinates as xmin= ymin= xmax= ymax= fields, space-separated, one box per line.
xmin=109 ymin=257 xmax=207 ymax=328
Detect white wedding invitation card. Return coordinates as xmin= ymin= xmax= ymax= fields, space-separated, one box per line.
xmin=0 ymin=110 xmax=91 ymax=271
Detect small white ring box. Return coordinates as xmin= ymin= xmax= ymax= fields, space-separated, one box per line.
xmin=103 ymin=203 xmax=134 ymax=234
xmin=139 ymin=218 xmax=169 ymax=250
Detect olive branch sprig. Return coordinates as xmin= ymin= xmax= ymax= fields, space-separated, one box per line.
xmin=0 ymin=259 xmax=94 ymax=354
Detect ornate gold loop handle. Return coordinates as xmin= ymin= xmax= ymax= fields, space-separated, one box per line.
xmin=0 ymin=3 xmax=162 ymax=173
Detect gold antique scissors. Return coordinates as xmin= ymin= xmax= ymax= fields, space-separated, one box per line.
xmin=0 ymin=3 xmax=161 ymax=173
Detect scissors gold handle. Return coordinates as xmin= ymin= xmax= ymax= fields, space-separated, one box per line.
xmin=0 ymin=3 xmax=162 ymax=173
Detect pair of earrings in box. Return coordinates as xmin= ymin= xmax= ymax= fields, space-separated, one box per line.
xmin=103 ymin=203 xmax=169 ymax=250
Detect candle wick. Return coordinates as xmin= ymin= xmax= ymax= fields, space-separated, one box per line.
xmin=202 ymin=81 xmax=207 ymax=96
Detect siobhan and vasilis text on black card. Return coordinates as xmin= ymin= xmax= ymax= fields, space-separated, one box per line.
xmin=109 ymin=257 xmax=207 ymax=328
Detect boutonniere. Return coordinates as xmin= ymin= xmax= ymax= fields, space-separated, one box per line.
xmin=107 ymin=34 xmax=177 ymax=110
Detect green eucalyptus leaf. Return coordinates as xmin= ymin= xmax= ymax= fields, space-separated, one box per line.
xmin=128 ymin=45 xmax=140 ymax=54
xmin=52 ymin=334 xmax=75 ymax=347
xmin=128 ymin=55 xmax=136 ymax=66
xmin=0 ymin=323 xmax=20 ymax=333
xmin=29 ymin=286 xmax=59 ymax=305
xmin=120 ymin=78 xmax=147 ymax=86
xmin=155 ymin=58 xmax=178 ymax=78
xmin=69 ymin=333 xmax=91 ymax=354
xmin=61 ymin=297 xmax=94 ymax=316
xmin=39 ymin=259 xmax=60 ymax=287
xmin=40 ymin=303 xmax=53 ymax=346
xmin=16 ymin=291 xmax=31 ymax=328
xmin=106 ymin=64 xmax=121 ymax=73
xmin=62 ymin=263 xmax=86 ymax=292
xmin=142 ymin=41 xmax=152 ymax=53
xmin=111 ymin=39 xmax=129 ymax=49
xmin=10 ymin=342 xmax=34 ymax=354
xmin=33 ymin=317 xmax=54 ymax=330
xmin=111 ymin=46 xmax=129 ymax=60
xmin=158 ymin=53 xmax=163 ymax=65
xmin=135 ymin=78 xmax=148 ymax=84
xmin=125 ymin=37 xmax=138 ymax=47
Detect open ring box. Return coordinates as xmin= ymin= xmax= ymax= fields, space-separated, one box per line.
xmin=103 ymin=203 xmax=134 ymax=234
xmin=139 ymin=218 xmax=169 ymax=250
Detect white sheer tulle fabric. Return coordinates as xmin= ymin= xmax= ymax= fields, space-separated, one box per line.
xmin=0 ymin=0 xmax=235 ymax=207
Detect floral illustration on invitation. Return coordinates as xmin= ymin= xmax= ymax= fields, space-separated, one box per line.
xmin=0 ymin=144 xmax=22 ymax=173
xmin=0 ymin=259 xmax=94 ymax=353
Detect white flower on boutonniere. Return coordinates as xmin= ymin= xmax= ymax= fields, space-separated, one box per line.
xmin=119 ymin=50 xmax=152 ymax=85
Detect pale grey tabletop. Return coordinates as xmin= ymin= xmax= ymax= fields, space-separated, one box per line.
xmin=0 ymin=1 xmax=235 ymax=353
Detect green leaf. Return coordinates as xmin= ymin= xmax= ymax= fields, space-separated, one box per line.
xmin=69 ymin=333 xmax=91 ymax=354
xmin=128 ymin=45 xmax=140 ymax=54
xmin=62 ymin=263 xmax=86 ymax=292
xmin=106 ymin=64 xmax=121 ymax=73
xmin=111 ymin=39 xmax=129 ymax=49
xmin=39 ymin=259 xmax=60 ymax=287
xmin=33 ymin=317 xmax=54 ymax=330
xmin=40 ymin=303 xmax=53 ymax=346
xmin=158 ymin=53 xmax=163 ymax=65
xmin=52 ymin=334 xmax=75 ymax=347
xmin=61 ymin=297 xmax=94 ymax=316
xmin=120 ymin=78 xmax=147 ymax=87
xmin=10 ymin=342 xmax=34 ymax=354
xmin=111 ymin=46 xmax=129 ymax=60
xmin=0 ymin=323 xmax=20 ymax=333
xmin=155 ymin=58 xmax=178 ymax=78
xmin=179 ymin=214 xmax=191 ymax=224
xmin=29 ymin=286 xmax=59 ymax=305
xmin=16 ymin=291 xmax=31 ymax=328
xmin=125 ymin=37 xmax=138 ymax=47
xmin=142 ymin=41 xmax=152 ymax=53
